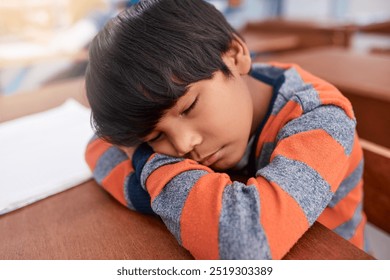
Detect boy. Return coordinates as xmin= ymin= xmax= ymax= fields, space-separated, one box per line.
xmin=85 ymin=0 xmax=366 ymax=259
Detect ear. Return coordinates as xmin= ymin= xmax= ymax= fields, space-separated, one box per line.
xmin=223 ymin=34 xmax=252 ymax=75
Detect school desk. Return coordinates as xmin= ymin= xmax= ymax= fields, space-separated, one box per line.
xmin=241 ymin=32 xmax=300 ymax=54
xmin=259 ymin=46 xmax=390 ymax=149
xmin=0 ymin=179 xmax=374 ymax=260
xmin=0 ymin=78 xmax=374 ymax=260
xmin=241 ymin=19 xmax=357 ymax=52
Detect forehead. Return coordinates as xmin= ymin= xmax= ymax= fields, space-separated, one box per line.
xmin=156 ymin=70 xmax=228 ymax=118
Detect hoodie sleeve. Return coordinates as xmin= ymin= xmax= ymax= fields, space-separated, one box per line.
xmin=85 ymin=135 xmax=154 ymax=214
xmin=138 ymin=104 xmax=357 ymax=259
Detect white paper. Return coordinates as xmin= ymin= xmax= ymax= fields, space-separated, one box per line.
xmin=0 ymin=99 xmax=93 ymax=215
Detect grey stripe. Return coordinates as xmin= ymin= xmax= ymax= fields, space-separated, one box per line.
xmin=291 ymin=86 xmax=321 ymax=113
xmin=257 ymin=142 xmax=276 ymax=170
xmin=278 ymin=68 xmax=305 ymax=96
xmin=272 ymin=68 xmax=311 ymax=115
xmin=151 ymin=170 xmax=208 ymax=245
xmin=123 ymin=174 xmax=136 ymax=211
xmin=140 ymin=154 xmax=183 ymax=190
xmin=271 ymin=91 xmax=290 ymax=116
xmin=276 ymin=105 xmax=356 ymax=155
xmin=94 ymin=146 xmax=128 ymax=183
xmin=219 ymin=182 xmax=271 ymax=259
xmin=257 ymin=155 xmax=333 ymax=225
xmin=329 ymin=160 xmax=364 ymax=207
xmin=334 ymin=203 xmax=363 ymax=240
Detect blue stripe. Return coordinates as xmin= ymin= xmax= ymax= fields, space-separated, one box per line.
xmin=276 ymin=105 xmax=356 ymax=155
xmin=132 ymin=143 xmax=154 ymax=181
xmin=257 ymin=155 xmax=333 ymax=225
xmin=120 ymin=143 xmax=155 ymax=214
xmin=250 ymin=63 xmax=285 ymax=86
xmin=329 ymin=160 xmax=364 ymax=207
xmin=152 ymin=170 xmax=208 ymax=244
xmin=94 ymin=146 xmax=128 ymax=183
xmin=125 ymin=173 xmax=154 ymax=214
xmin=219 ymin=182 xmax=271 ymax=259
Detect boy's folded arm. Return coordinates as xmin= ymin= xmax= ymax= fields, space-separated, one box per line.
xmin=85 ymin=136 xmax=155 ymax=214
xmin=140 ymin=105 xmax=357 ymax=260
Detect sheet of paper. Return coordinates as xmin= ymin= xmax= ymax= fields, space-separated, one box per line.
xmin=0 ymin=99 xmax=94 ymax=215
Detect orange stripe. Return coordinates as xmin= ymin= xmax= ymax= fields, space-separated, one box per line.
xmin=267 ymin=61 xmax=294 ymax=70
xmin=273 ymin=129 xmax=349 ymax=193
xmin=145 ymin=159 xmax=212 ymax=201
xmin=180 ymin=173 xmax=231 ymax=259
xmin=269 ymin=62 xmax=355 ymax=120
xmin=348 ymin=213 xmax=367 ymax=250
xmin=85 ymin=138 xmax=113 ymax=170
xmin=292 ymin=64 xmax=356 ymax=120
xmin=256 ymin=100 xmax=303 ymax=157
xmin=318 ymin=91 xmax=355 ymax=120
xmin=101 ymin=159 xmax=133 ymax=206
xmin=248 ymin=176 xmax=309 ymax=260
xmin=318 ymin=180 xmax=363 ymax=229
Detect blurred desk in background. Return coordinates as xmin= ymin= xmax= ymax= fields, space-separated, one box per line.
xmin=241 ymin=19 xmax=357 ymax=54
xmin=242 ymin=32 xmax=300 ymax=54
xmin=0 ymin=77 xmax=87 ymax=123
xmin=0 ymin=78 xmax=374 ymax=260
xmin=260 ymin=47 xmax=390 ymax=149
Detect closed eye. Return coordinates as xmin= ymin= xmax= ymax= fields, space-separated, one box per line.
xmin=181 ymin=96 xmax=199 ymax=116
xmin=148 ymin=132 xmax=163 ymax=143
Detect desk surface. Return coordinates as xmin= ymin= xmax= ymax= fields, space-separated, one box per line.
xmin=0 ymin=179 xmax=374 ymax=260
xmin=261 ymin=47 xmax=390 ymax=102
xmin=260 ymin=47 xmax=390 ymax=148
xmin=0 ymin=78 xmax=375 ymax=260
xmin=241 ymin=33 xmax=300 ymax=53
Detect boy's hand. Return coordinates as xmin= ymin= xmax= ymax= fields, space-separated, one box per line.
xmin=118 ymin=146 xmax=138 ymax=161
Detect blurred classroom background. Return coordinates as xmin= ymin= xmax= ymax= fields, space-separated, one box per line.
xmin=0 ymin=0 xmax=389 ymax=259
xmin=1 ymin=0 xmax=390 ymax=95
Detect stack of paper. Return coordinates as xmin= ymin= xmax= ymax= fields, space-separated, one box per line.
xmin=0 ymin=99 xmax=93 ymax=215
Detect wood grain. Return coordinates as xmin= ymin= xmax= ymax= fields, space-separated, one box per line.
xmin=0 ymin=179 xmax=374 ymax=260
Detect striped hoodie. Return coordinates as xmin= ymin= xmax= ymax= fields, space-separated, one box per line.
xmin=85 ymin=62 xmax=366 ymax=259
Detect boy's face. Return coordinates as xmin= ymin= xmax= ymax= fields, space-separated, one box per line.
xmin=144 ymin=56 xmax=254 ymax=170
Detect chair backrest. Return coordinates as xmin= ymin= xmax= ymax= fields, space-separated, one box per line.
xmin=360 ymin=139 xmax=390 ymax=234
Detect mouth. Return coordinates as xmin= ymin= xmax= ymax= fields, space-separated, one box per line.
xmin=200 ymin=150 xmax=221 ymax=167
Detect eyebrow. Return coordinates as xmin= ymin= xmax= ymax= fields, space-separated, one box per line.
xmin=176 ymin=90 xmax=197 ymax=112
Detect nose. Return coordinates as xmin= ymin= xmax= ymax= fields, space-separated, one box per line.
xmin=169 ymin=126 xmax=202 ymax=157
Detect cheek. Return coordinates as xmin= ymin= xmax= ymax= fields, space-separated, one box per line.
xmin=150 ymin=141 xmax=176 ymax=156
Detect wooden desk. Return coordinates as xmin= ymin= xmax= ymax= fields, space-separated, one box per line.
xmin=260 ymin=47 xmax=390 ymax=148
xmin=0 ymin=77 xmax=88 ymax=123
xmin=0 ymin=78 xmax=374 ymax=260
xmin=241 ymin=19 xmax=356 ymax=51
xmin=0 ymin=179 xmax=374 ymax=260
xmin=241 ymin=32 xmax=300 ymax=54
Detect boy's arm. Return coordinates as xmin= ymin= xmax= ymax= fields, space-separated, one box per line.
xmin=85 ymin=135 xmax=154 ymax=214
xmin=139 ymin=105 xmax=357 ymax=259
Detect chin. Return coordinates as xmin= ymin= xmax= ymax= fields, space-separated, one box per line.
xmin=212 ymin=158 xmax=239 ymax=171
